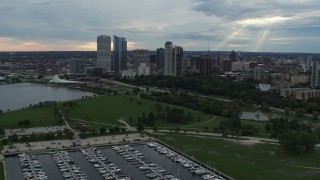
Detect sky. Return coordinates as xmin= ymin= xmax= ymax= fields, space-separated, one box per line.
xmin=0 ymin=0 xmax=320 ymax=53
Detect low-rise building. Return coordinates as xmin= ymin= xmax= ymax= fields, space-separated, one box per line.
xmin=280 ymin=88 xmax=320 ymax=100
xmin=138 ymin=63 xmax=151 ymax=76
xmin=290 ymin=74 xmax=309 ymax=85
xmin=121 ymin=69 xmax=137 ymax=78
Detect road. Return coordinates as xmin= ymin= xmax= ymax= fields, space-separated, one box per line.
xmin=108 ymin=80 xmax=233 ymax=102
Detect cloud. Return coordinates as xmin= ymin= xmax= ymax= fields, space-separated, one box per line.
xmin=191 ymin=0 xmax=320 ymax=20
xmin=0 ymin=0 xmax=319 ymax=52
xmin=28 ymin=0 xmax=52 ymax=5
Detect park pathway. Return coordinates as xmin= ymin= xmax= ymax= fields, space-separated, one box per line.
xmin=181 ymin=116 xmax=216 ymax=128
xmin=70 ymin=118 xmax=120 ymax=127
xmin=59 ymin=110 xmax=79 ymax=139
xmin=118 ymin=119 xmax=136 ymax=132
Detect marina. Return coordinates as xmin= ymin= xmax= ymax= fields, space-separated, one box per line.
xmin=5 ymin=142 xmax=229 ymax=180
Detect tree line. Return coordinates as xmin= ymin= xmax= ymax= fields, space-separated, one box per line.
xmin=120 ymin=75 xmax=320 ymax=115
xmin=265 ymin=118 xmax=318 ymax=154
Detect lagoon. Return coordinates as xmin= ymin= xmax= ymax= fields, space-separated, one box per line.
xmin=0 ymin=83 xmax=94 ymax=111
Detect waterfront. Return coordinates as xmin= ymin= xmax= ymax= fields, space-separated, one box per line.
xmin=5 ymin=143 xmax=224 ymax=180
xmin=0 ymin=83 xmax=95 ymax=111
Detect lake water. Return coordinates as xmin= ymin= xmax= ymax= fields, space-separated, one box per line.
xmin=0 ymin=83 xmax=94 ymax=111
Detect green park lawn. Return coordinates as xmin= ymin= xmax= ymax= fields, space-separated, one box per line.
xmin=0 ymin=107 xmax=57 ymax=129
xmin=67 ymin=94 xmax=213 ymax=129
xmin=156 ymin=134 xmax=320 ymax=180
xmin=180 ymin=116 xmax=271 ymax=137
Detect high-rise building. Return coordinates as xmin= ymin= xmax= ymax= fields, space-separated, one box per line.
xmin=164 ymin=41 xmax=174 ymax=76
xmin=113 ymin=35 xmax=127 ymax=76
xmin=97 ymin=35 xmax=111 ymax=72
xmin=156 ymin=48 xmax=165 ymax=70
xmin=175 ymin=46 xmax=184 ymax=76
xmin=306 ymin=56 xmax=313 ymax=71
xmin=222 ymin=59 xmax=232 ymax=72
xmin=254 ymin=66 xmax=264 ymax=80
xmin=229 ymin=49 xmax=237 ymax=62
xmin=200 ymin=55 xmax=212 ymax=76
xmin=132 ymin=49 xmax=149 ymax=69
xmin=70 ymin=59 xmax=85 ymax=74
xmin=164 ymin=42 xmax=184 ymax=76
xmin=311 ymin=61 xmax=320 ymax=88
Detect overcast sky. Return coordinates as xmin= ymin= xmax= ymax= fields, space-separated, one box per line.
xmin=0 ymin=0 xmax=320 ymax=52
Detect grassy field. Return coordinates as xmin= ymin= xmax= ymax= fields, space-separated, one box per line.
xmin=67 ymin=94 xmax=213 ymax=128
xmin=156 ymin=134 xmax=320 ymax=180
xmin=180 ymin=116 xmax=270 ymax=137
xmin=0 ymin=107 xmax=57 ymax=129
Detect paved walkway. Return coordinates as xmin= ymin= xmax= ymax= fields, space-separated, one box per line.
xmin=181 ymin=116 xmax=216 ymax=128
xmin=70 ymin=118 xmax=120 ymax=127
xmin=59 ymin=110 xmax=79 ymax=139
xmin=4 ymin=126 xmax=68 ymax=138
xmin=2 ymin=133 xmax=149 ymax=154
xmin=145 ymin=129 xmax=279 ymax=145
xmin=118 ymin=119 xmax=136 ymax=132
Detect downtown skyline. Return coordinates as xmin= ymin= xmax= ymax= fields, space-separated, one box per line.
xmin=0 ymin=0 xmax=320 ymax=53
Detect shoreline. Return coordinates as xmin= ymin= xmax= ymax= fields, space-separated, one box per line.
xmin=0 ymin=82 xmax=97 ymax=112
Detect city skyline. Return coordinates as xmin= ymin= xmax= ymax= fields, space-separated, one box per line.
xmin=0 ymin=0 xmax=320 ymax=53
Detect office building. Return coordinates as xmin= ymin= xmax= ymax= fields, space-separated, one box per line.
xmin=70 ymin=59 xmax=85 ymax=74
xmin=280 ymin=88 xmax=320 ymax=100
xmin=222 ymin=59 xmax=232 ymax=72
xmin=311 ymin=61 xmax=320 ymax=88
xmin=231 ymin=61 xmax=243 ymax=72
xmin=200 ymin=55 xmax=212 ymax=76
xmin=164 ymin=42 xmax=184 ymax=76
xmin=229 ymin=49 xmax=237 ymax=62
xmin=97 ymin=35 xmax=111 ymax=72
xmin=132 ymin=49 xmax=149 ymax=69
xmin=175 ymin=46 xmax=184 ymax=76
xmin=138 ymin=63 xmax=151 ymax=76
xmin=164 ymin=41 xmax=174 ymax=76
xmin=113 ymin=35 xmax=127 ymax=76
xmin=156 ymin=48 xmax=165 ymax=69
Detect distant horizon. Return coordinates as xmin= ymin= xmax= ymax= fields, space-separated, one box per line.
xmin=0 ymin=50 xmax=320 ymax=55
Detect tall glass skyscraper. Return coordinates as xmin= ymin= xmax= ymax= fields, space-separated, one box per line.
xmin=97 ymin=35 xmax=111 ymax=72
xmin=164 ymin=41 xmax=183 ymax=76
xmin=113 ymin=35 xmax=127 ymax=76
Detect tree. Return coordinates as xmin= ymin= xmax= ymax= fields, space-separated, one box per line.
xmin=265 ymin=123 xmax=272 ymax=132
xmin=8 ymin=134 xmax=18 ymax=142
xmin=133 ymin=88 xmax=140 ymax=95
xmin=307 ymin=103 xmax=320 ymax=113
xmin=136 ymin=123 xmax=144 ymax=132
xmin=100 ymin=127 xmax=107 ymax=134
xmin=279 ymin=131 xmax=316 ymax=154
xmin=1 ymin=139 xmax=8 ymax=145
xmin=114 ymin=126 xmax=120 ymax=132
xmin=295 ymin=108 xmax=306 ymax=117
xmin=153 ymin=126 xmax=158 ymax=132
xmin=312 ymin=111 xmax=319 ymax=120
xmin=284 ymin=107 xmax=290 ymax=116
xmin=279 ymin=130 xmax=303 ymax=154
xmin=148 ymin=112 xmax=155 ymax=126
